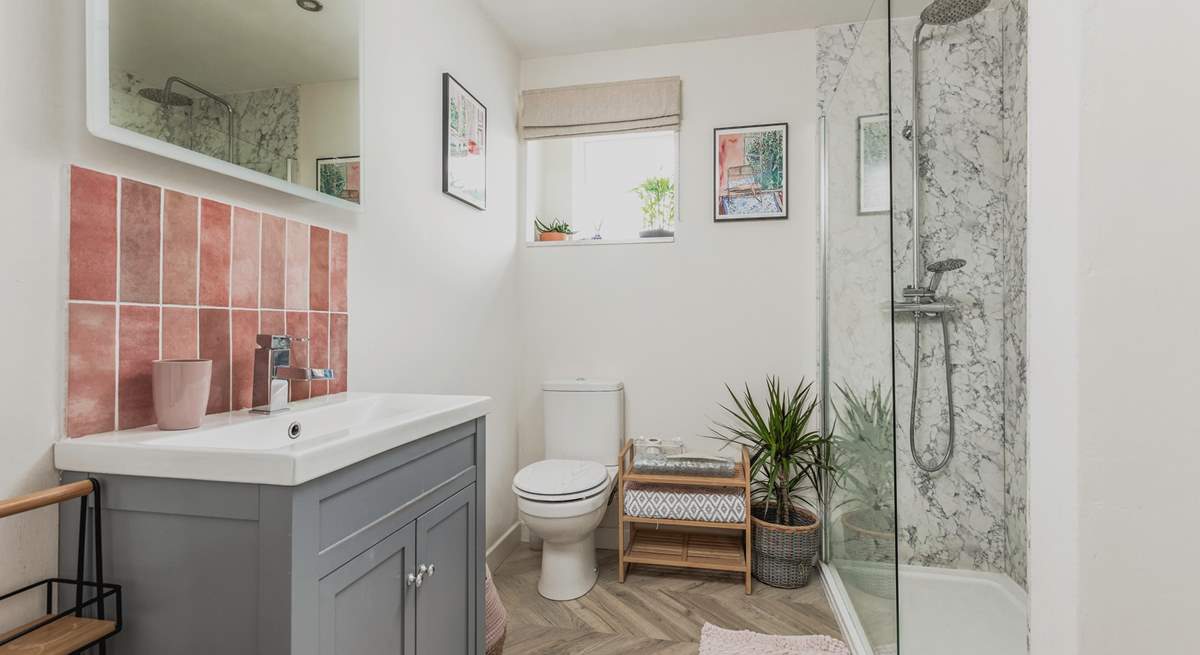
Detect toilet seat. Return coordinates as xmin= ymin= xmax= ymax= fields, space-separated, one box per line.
xmin=513 ymin=459 xmax=610 ymax=502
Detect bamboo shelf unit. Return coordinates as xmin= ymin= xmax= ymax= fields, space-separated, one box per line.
xmin=0 ymin=479 xmax=122 ymax=654
xmin=617 ymin=440 xmax=753 ymax=594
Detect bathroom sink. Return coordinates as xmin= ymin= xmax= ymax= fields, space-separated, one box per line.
xmin=54 ymin=392 xmax=491 ymax=485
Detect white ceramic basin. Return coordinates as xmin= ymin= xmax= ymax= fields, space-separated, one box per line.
xmin=54 ymin=392 xmax=492 ymax=486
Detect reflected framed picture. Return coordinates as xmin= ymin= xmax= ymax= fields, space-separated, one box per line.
xmin=714 ymin=123 xmax=788 ymax=222
xmin=316 ymin=156 xmax=361 ymax=204
xmin=443 ymin=73 xmax=487 ymax=210
xmin=858 ymin=114 xmax=890 ymax=215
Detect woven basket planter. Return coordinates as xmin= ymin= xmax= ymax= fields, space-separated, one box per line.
xmin=750 ymin=505 xmax=821 ymax=589
xmin=840 ymin=509 xmax=897 ymax=599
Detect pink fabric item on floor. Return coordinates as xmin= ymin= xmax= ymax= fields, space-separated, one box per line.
xmin=699 ymin=623 xmax=849 ymax=655
xmin=484 ymin=565 xmax=507 ymax=655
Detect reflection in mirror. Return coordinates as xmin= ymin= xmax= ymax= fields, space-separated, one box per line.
xmin=107 ymin=0 xmax=361 ymax=203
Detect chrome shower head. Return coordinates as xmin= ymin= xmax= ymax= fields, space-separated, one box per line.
xmin=138 ymin=87 xmax=193 ymax=107
xmin=925 ymin=258 xmax=966 ymax=294
xmin=927 ymin=258 xmax=967 ymax=273
xmin=920 ymin=0 xmax=990 ymax=25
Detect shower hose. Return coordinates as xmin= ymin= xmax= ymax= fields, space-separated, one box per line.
xmin=910 ymin=312 xmax=956 ymax=473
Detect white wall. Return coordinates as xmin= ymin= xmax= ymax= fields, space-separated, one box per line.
xmin=297 ymin=79 xmax=360 ymax=190
xmin=0 ymin=0 xmax=520 ymax=628
xmin=1028 ymin=1 xmax=1200 ymax=653
xmin=517 ymin=32 xmax=818 ymax=499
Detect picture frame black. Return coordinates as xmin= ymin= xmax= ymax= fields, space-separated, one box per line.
xmin=315 ymin=155 xmax=361 ymax=204
xmin=713 ymin=122 xmax=789 ymax=222
xmin=442 ymin=73 xmax=488 ymax=210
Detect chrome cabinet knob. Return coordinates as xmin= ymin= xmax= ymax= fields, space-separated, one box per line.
xmin=425 ymin=564 xmax=435 ymax=579
xmin=407 ymin=564 xmax=428 ymax=588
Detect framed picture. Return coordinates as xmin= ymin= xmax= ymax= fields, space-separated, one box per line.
xmin=858 ymin=114 xmax=891 ymax=215
xmin=443 ymin=73 xmax=487 ymax=210
xmin=714 ymin=123 xmax=788 ymax=222
xmin=316 ymin=156 xmax=361 ymax=204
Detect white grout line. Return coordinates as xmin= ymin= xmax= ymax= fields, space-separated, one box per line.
xmin=113 ymin=176 xmax=122 ymax=432
xmin=157 ymin=186 xmax=164 ymax=360
xmin=194 ymin=195 xmax=201 ymax=356
xmin=69 ymin=298 xmax=349 ymax=315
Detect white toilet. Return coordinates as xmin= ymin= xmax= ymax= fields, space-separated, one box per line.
xmin=512 ymin=378 xmax=623 ymax=601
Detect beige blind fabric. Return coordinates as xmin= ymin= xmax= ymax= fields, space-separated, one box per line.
xmin=519 ymin=76 xmax=682 ymax=140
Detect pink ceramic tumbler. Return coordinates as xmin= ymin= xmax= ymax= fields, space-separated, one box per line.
xmin=152 ymin=359 xmax=212 ymax=430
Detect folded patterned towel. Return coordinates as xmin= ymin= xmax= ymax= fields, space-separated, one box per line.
xmin=698 ymin=623 xmax=850 ymax=655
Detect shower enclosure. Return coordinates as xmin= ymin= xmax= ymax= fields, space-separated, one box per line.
xmin=817 ymin=1 xmax=1029 ymax=653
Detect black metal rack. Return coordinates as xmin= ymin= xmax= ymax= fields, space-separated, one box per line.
xmin=0 ymin=478 xmax=122 ymax=653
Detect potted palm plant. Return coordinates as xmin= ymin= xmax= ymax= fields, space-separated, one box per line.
xmin=833 ymin=382 xmax=897 ymax=598
xmin=709 ymin=377 xmax=834 ymax=588
xmin=534 ymin=218 xmax=576 ymax=242
xmin=632 ymin=176 xmax=677 ymax=238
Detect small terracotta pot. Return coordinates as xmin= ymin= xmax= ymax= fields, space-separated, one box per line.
xmin=152 ymin=359 xmax=212 ymax=430
xmin=537 ymin=232 xmax=569 ymax=242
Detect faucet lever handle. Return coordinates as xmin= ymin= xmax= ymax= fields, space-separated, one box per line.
xmin=255 ymin=334 xmax=309 ymax=349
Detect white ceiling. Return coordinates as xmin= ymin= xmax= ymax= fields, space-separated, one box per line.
xmin=110 ymin=0 xmax=359 ymax=94
xmin=480 ymin=0 xmax=927 ymax=59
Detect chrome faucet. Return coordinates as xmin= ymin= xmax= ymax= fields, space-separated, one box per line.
xmin=251 ymin=334 xmax=336 ymax=415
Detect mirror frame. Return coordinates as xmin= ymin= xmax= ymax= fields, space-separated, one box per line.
xmin=84 ymin=0 xmax=365 ymax=212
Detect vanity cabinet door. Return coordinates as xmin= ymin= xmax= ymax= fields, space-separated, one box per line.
xmin=318 ymin=522 xmax=417 ymax=655
xmin=415 ymin=484 xmax=477 ymax=654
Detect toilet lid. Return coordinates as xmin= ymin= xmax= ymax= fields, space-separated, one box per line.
xmin=513 ymin=459 xmax=608 ymax=497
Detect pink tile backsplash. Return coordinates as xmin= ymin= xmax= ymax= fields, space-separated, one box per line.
xmin=68 ymin=167 xmax=117 ymax=302
xmin=64 ymin=165 xmax=350 ymax=438
xmin=162 ymin=191 xmax=199 ymax=305
xmin=119 ymin=179 xmax=162 ymax=304
xmin=199 ymin=199 xmax=232 ymax=307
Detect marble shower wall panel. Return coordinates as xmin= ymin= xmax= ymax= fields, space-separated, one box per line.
xmin=1001 ymin=0 xmax=1029 ymax=589
xmin=109 ymin=71 xmax=300 ymax=180
xmin=890 ymin=11 xmax=1009 ymax=575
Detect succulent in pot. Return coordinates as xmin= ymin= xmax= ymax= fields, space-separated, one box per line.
xmin=708 ymin=376 xmax=835 ymax=588
xmin=534 ymin=217 xmax=576 ymax=242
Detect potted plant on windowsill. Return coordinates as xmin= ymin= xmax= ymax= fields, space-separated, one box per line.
xmin=709 ymin=377 xmax=835 ymax=589
xmin=632 ymin=176 xmax=677 ymax=238
xmin=833 ymin=381 xmax=897 ymax=599
xmin=534 ymin=218 xmax=576 ymax=242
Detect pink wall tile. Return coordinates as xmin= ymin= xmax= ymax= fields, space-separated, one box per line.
xmin=232 ymin=208 xmax=261 ymax=308
xmin=285 ymin=220 xmax=309 ymax=310
xmin=231 ymin=310 xmax=259 ymax=410
xmin=67 ymin=303 xmax=116 ymax=437
xmin=286 ymin=312 xmax=310 ymax=400
xmin=199 ymin=308 xmax=231 ymax=414
xmin=260 ymin=214 xmax=286 ymax=309
xmin=162 ymin=191 xmax=199 ymax=305
xmin=118 ymin=305 xmax=160 ymax=430
xmin=329 ymin=231 xmax=348 ymax=312
xmin=309 ymin=227 xmax=330 ymax=311
xmin=260 ymin=310 xmax=285 ymax=335
xmin=69 ymin=167 xmax=117 ymax=302
xmin=119 ymin=179 xmax=162 ymax=303
xmin=309 ymin=312 xmax=329 ymax=397
xmin=199 ymin=199 xmax=231 ymax=307
xmin=330 ymin=314 xmax=348 ymax=394
xmin=162 ymin=307 xmax=198 ymax=359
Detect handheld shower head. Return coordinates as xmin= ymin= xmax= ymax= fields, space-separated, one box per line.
xmin=920 ymin=0 xmax=990 ymax=25
xmin=925 ymin=258 xmax=967 ymax=294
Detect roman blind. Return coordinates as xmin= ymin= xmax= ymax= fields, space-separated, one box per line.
xmin=519 ymin=76 xmax=682 ymax=140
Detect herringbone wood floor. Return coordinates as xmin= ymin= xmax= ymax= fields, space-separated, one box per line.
xmin=493 ymin=546 xmax=844 ymax=654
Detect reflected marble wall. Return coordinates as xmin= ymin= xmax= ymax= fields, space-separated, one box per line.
xmin=109 ymin=70 xmax=300 ymax=181
xmin=818 ymin=3 xmax=1028 ymax=589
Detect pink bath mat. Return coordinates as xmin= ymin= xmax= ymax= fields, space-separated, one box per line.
xmin=698 ymin=623 xmax=850 ymax=655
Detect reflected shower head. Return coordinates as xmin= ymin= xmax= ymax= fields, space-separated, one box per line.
xmin=920 ymin=0 xmax=990 ymax=25
xmin=925 ymin=258 xmax=966 ymax=294
xmin=137 ymin=87 xmax=193 ymax=107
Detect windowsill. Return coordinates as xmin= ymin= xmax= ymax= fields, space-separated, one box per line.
xmin=526 ymin=237 xmax=675 ymax=248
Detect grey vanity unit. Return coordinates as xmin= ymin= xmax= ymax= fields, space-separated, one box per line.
xmin=59 ymin=419 xmax=486 ymax=654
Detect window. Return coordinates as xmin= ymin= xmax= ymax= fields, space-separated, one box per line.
xmin=525 ymin=130 xmax=678 ymax=243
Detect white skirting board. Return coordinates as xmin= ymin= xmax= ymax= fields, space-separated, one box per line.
xmin=486 ymin=521 xmax=523 ymax=571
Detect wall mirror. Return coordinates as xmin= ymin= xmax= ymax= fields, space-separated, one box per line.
xmin=86 ymin=0 xmax=363 ymax=210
